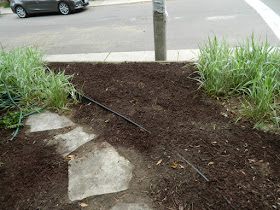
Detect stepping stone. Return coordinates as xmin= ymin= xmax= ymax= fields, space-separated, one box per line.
xmin=111 ymin=203 xmax=152 ymax=210
xmin=26 ymin=110 xmax=74 ymax=132
xmin=47 ymin=127 xmax=96 ymax=157
xmin=68 ymin=142 xmax=134 ymax=201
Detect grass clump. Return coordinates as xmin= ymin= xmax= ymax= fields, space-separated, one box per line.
xmin=0 ymin=47 xmax=77 ymax=133
xmin=0 ymin=46 xmax=76 ymax=109
xmin=196 ymin=35 xmax=280 ymax=130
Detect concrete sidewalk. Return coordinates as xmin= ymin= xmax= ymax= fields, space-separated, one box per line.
xmin=0 ymin=0 xmax=151 ymax=15
xmin=44 ymin=49 xmax=200 ymax=62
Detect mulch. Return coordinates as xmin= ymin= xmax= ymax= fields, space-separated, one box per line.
xmin=1 ymin=62 xmax=280 ymax=209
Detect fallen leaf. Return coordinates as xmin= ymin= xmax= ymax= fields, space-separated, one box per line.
xmin=221 ymin=112 xmax=228 ymax=117
xmin=179 ymin=164 xmax=184 ymax=169
xmin=211 ymin=141 xmax=217 ymax=145
xmin=208 ymin=162 xmax=214 ymax=166
xmin=105 ymin=119 xmax=110 ymax=123
xmin=156 ymin=159 xmax=162 ymax=165
xmin=171 ymin=162 xmax=178 ymax=169
xmin=240 ymin=170 xmax=246 ymax=175
xmin=248 ymin=159 xmax=256 ymax=163
xmin=79 ymin=203 xmax=88 ymax=207
xmin=68 ymin=155 xmax=75 ymax=160
xmin=213 ymin=124 xmax=216 ymax=130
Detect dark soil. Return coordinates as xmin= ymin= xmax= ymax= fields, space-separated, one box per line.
xmin=1 ymin=62 xmax=280 ymax=209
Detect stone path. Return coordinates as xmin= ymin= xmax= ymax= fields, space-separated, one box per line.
xmin=26 ymin=110 xmax=152 ymax=209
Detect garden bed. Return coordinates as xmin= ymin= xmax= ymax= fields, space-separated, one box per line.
xmin=1 ymin=62 xmax=280 ymax=209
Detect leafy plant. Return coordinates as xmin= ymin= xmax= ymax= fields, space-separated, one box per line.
xmin=0 ymin=47 xmax=77 ymax=134
xmin=0 ymin=46 xmax=77 ymax=110
xmin=196 ymin=35 xmax=280 ymax=129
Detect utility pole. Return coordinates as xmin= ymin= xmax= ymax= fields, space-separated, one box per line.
xmin=153 ymin=0 xmax=167 ymax=61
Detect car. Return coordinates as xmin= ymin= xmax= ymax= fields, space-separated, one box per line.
xmin=9 ymin=0 xmax=89 ymax=18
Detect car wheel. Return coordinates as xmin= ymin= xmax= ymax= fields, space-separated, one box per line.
xmin=58 ymin=2 xmax=71 ymax=15
xmin=16 ymin=6 xmax=28 ymax=18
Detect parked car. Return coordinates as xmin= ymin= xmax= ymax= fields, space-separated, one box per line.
xmin=9 ymin=0 xmax=89 ymax=18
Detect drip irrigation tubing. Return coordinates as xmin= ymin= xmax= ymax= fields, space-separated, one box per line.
xmin=178 ymin=153 xmax=236 ymax=210
xmin=0 ymin=80 xmax=47 ymax=141
xmin=0 ymin=79 xmax=22 ymax=141
xmin=79 ymin=94 xmax=151 ymax=134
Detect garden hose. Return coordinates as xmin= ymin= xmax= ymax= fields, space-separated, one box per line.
xmin=0 ymin=79 xmax=22 ymax=141
xmin=0 ymin=80 xmax=47 ymax=141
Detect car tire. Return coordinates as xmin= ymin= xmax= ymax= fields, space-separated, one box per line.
xmin=16 ymin=6 xmax=28 ymax=18
xmin=58 ymin=2 xmax=71 ymax=15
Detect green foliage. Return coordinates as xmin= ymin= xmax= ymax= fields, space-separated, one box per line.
xmin=0 ymin=1 xmax=10 ymax=8
xmin=0 ymin=47 xmax=77 ymax=131
xmin=196 ymin=35 xmax=280 ymax=129
xmin=0 ymin=46 xmax=76 ymax=110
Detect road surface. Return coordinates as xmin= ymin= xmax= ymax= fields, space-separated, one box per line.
xmin=0 ymin=0 xmax=279 ymax=54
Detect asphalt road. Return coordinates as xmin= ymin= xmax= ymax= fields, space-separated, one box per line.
xmin=0 ymin=0 xmax=279 ymax=55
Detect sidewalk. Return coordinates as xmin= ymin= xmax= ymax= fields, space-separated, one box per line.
xmin=44 ymin=49 xmax=200 ymax=63
xmin=0 ymin=0 xmax=151 ymax=15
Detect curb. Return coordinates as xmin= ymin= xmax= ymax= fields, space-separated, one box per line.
xmin=44 ymin=49 xmax=200 ymax=63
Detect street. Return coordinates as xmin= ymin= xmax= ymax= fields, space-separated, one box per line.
xmin=0 ymin=0 xmax=279 ymax=55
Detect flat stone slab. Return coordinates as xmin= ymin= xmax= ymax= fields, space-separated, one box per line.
xmin=68 ymin=142 xmax=134 ymax=201
xmin=111 ymin=203 xmax=152 ymax=210
xmin=47 ymin=127 xmax=96 ymax=157
xmin=26 ymin=110 xmax=74 ymax=132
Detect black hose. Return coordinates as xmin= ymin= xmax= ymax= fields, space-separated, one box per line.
xmin=80 ymin=94 xmax=151 ymax=134
xmin=178 ymin=153 xmax=236 ymax=210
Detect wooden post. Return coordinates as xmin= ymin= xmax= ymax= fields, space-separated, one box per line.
xmin=153 ymin=0 xmax=167 ymax=61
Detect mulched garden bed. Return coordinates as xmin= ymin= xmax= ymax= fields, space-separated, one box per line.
xmin=1 ymin=62 xmax=280 ymax=209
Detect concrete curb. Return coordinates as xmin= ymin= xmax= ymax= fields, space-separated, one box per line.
xmin=44 ymin=49 xmax=200 ymax=63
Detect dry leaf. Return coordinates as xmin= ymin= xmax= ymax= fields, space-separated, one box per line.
xmin=240 ymin=170 xmax=246 ymax=175
xmin=105 ymin=119 xmax=110 ymax=123
xmin=211 ymin=141 xmax=217 ymax=145
xmin=208 ymin=162 xmax=214 ymax=166
xmin=213 ymin=124 xmax=216 ymax=130
xmin=68 ymin=155 xmax=75 ymax=160
xmin=179 ymin=164 xmax=184 ymax=169
xmin=221 ymin=112 xmax=228 ymax=117
xmin=171 ymin=162 xmax=178 ymax=169
xmin=79 ymin=203 xmax=88 ymax=207
xmin=156 ymin=159 xmax=162 ymax=165
xmin=248 ymin=159 xmax=256 ymax=163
